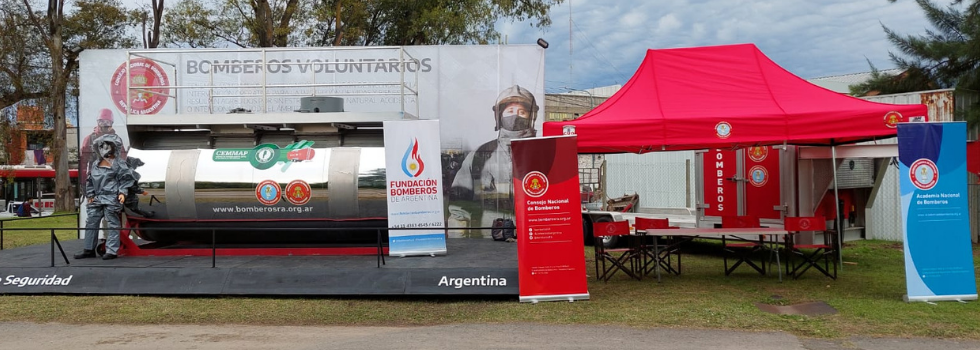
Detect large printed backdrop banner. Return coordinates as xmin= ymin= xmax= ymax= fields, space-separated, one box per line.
xmin=78 ymin=46 xmax=545 ymax=237
xmin=384 ymin=120 xmax=447 ymax=256
xmin=511 ymin=136 xmax=589 ymax=303
xmin=897 ymin=122 xmax=977 ymax=302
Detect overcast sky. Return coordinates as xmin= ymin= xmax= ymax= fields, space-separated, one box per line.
xmin=497 ymin=0 xmax=959 ymax=93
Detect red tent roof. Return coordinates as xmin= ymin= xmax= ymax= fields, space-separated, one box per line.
xmin=543 ymin=44 xmax=929 ymax=153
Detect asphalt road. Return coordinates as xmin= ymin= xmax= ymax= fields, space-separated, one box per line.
xmin=2 ymin=322 xmax=978 ymax=350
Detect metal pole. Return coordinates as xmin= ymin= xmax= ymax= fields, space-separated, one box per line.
xmin=50 ymin=229 xmax=55 ymax=267
xmin=831 ymin=146 xmax=843 ymax=270
xmin=261 ymin=49 xmax=268 ymax=113
xmin=1 ymin=220 xmax=4 ymax=250
xmin=400 ymin=48 xmax=406 ymax=113
xmin=211 ymin=229 xmax=216 ymax=268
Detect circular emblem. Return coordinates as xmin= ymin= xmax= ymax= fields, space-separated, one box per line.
xmin=250 ymin=144 xmax=280 ymax=170
xmin=909 ymin=158 xmax=939 ymax=190
xmin=109 ymin=58 xmax=170 ymax=115
xmin=747 ymin=146 xmax=768 ymax=162
xmin=255 ymin=180 xmax=281 ymax=206
xmin=715 ymin=122 xmax=732 ymax=139
xmin=284 ymin=180 xmax=312 ymax=205
xmin=883 ymin=111 xmax=904 ymax=128
xmin=748 ymin=165 xmax=768 ymax=187
xmin=605 ymin=224 xmax=617 ymax=234
xmin=522 ymin=171 xmax=549 ymax=198
xmin=798 ymin=218 xmax=812 ymax=230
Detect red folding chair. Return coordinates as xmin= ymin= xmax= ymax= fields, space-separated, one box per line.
xmin=785 ymin=216 xmax=837 ymax=279
xmin=592 ymin=221 xmax=641 ymax=281
xmin=635 ymin=217 xmax=682 ymax=276
xmin=721 ymin=215 xmax=766 ymax=276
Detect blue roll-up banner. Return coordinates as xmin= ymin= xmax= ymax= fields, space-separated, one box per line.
xmin=897 ymin=122 xmax=977 ymax=302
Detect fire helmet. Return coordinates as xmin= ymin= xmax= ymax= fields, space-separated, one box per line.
xmin=492 ymin=85 xmax=538 ymax=131
xmin=98 ymin=108 xmax=114 ymax=127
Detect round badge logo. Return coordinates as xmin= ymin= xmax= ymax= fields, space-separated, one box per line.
xmin=747 ymin=146 xmax=768 ymax=162
xmin=109 ymin=58 xmax=170 ymax=115
xmin=883 ymin=111 xmax=904 ymax=128
xmin=255 ymin=180 xmax=281 ymax=206
xmin=522 ymin=171 xmax=549 ymax=198
xmin=909 ymin=158 xmax=939 ymax=190
xmin=715 ymin=121 xmax=732 ymax=139
xmin=748 ymin=165 xmax=768 ymax=187
xmin=284 ymin=180 xmax=312 ymax=205
xmin=250 ymin=144 xmax=280 ymax=170
xmin=798 ymin=218 xmax=812 ymax=230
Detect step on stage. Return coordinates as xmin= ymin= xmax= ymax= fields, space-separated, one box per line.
xmin=0 ymin=238 xmax=518 ymax=296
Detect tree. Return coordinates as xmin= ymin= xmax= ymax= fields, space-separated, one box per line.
xmin=0 ymin=4 xmax=48 ymax=111
xmin=853 ymin=0 xmax=980 ymax=124
xmin=164 ymin=0 xmax=565 ymax=47
xmin=18 ymin=0 xmax=135 ymax=212
xmin=164 ymin=0 xmax=309 ymax=47
xmin=131 ymin=0 xmax=166 ymax=48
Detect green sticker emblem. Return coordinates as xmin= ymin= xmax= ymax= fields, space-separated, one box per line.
xmin=212 ymin=141 xmax=315 ymax=172
xmin=250 ymin=144 xmax=280 ymax=170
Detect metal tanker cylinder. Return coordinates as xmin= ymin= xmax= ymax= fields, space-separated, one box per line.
xmin=126 ymin=145 xmax=387 ymax=244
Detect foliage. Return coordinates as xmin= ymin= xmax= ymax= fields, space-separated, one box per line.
xmin=0 ymin=2 xmax=49 ymax=111
xmin=163 ymin=0 xmax=311 ymax=48
xmin=853 ymin=0 xmax=980 ymax=124
xmin=163 ymin=0 xmax=564 ymax=47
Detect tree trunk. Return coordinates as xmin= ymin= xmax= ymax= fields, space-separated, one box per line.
xmin=148 ymin=0 xmax=164 ymax=48
xmin=49 ymin=0 xmax=73 ymax=213
xmin=332 ymin=0 xmax=342 ymax=46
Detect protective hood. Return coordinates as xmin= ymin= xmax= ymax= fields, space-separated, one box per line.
xmin=126 ymin=156 xmax=144 ymax=169
xmin=91 ymin=133 xmax=125 ymax=161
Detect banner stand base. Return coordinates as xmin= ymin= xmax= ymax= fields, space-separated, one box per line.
xmin=519 ymin=293 xmax=590 ymax=303
xmin=904 ymin=294 xmax=978 ymax=303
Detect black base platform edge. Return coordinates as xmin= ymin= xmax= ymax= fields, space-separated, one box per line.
xmin=0 ymin=267 xmax=519 ymax=296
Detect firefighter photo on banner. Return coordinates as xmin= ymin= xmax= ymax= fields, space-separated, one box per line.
xmin=78 ymin=46 xmax=545 ymax=240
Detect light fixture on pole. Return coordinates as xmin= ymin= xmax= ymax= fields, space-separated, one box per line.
xmin=536 ymin=38 xmax=549 ymax=49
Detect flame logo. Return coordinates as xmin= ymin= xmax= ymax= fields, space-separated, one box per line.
xmin=401 ymin=138 xmax=425 ymax=177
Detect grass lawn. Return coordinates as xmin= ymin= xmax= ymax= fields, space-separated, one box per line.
xmin=0 ymin=214 xmax=79 ymax=249
xmin=0 ymin=216 xmax=978 ymax=339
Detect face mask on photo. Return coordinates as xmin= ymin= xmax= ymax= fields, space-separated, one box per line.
xmin=498 ymin=102 xmax=532 ymax=131
xmin=500 ymin=115 xmax=531 ymax=131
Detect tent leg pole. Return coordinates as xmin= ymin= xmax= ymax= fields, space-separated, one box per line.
xmin=832 ymin=146 xmax=843 ymax=271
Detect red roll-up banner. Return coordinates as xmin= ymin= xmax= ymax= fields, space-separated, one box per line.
xmin=511 ymin=135 xmax=590 ymax=303
xmin=703 ymin=149 xmax=738 ymax=217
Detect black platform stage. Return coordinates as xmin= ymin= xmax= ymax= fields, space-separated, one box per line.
xmin=0 ymin=238 xmax=518 ymax=296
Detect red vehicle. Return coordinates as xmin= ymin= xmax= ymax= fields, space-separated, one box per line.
xmin=0 ymin=166 xmax=79 ymax=211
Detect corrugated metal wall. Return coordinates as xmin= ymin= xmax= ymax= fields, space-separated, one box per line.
xmin=865 ymin=139 xmax=903 ymax=241
xmin=835 ymin=158 xmax=875 ymax=188
xmin=605 ymin=151 xmax=695 ymax=208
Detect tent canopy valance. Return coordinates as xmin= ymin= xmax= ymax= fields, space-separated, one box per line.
xmin=542 ymin=43 xmax=929 ymax=153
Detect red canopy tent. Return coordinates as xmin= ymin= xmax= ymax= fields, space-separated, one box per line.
xmin=542 ymin=43 xmax=929 ymax=152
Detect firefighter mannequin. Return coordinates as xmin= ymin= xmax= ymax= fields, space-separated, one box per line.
xmin=449 ymin=85 xmax=538 ymax=228
xmin=74 ymin=134 xmax=134 ymax=260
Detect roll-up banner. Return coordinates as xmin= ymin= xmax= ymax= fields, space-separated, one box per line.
xmin=702 ymin=149 xmax=737 ymax=217
xmin=384 ymin=120 xmax=447 ymax=257
xmin=511 ymin=135 xmax=589 ymax=303
xmin=897 ymin=122 xmax=977 ymax=302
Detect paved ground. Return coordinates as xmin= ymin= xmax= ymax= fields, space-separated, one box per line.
xmin=2 ymin=322 xmax=978 ymax=350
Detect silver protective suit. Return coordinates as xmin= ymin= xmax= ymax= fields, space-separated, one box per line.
xmin=83 ymin=134 xmax=134 ymax=255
